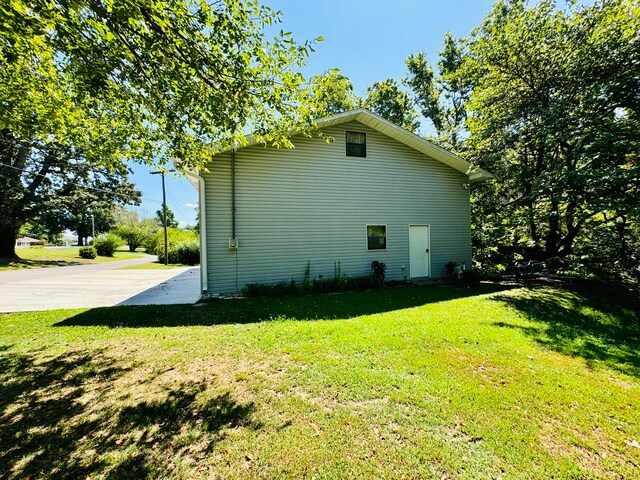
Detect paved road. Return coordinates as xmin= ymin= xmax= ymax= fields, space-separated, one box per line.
xmin=0 ymin=255 xmax=201 ymax=312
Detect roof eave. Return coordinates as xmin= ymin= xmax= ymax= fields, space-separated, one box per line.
xmin=204 ymin=108 xmax=495 ymax=180
xmin=469 ymin=168 xmax=494 ymax=183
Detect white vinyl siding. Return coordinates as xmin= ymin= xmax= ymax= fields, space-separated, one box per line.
xmin=202 ymin=121 xmax=471 ymax=294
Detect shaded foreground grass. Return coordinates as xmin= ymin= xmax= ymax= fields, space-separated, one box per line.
xmin=1 ymin=283 xmax=639 ymax=478
xmin=0 ymin=247 xmax=145 ymax=270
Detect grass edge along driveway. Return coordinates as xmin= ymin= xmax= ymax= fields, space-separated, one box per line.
xmin=0 ymin=247 xmax=145 ymax=270
xmin=1 ymin=282 xmax=639 ymax=479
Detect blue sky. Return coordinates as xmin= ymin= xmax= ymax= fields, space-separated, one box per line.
xmin=128 ymin=0 xmax=499 ymax=226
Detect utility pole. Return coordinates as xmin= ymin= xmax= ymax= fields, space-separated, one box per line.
xmin=151 ymin=169 xmax=176 ymax=265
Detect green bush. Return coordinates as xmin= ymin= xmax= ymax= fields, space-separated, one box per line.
xmin=471 ymin=260 xmax=506 ymax=279
xmin=94 ymin=233 xmax=124 ymax=257
xmin=165 ymin=240 xmax=200 ymax=265
xmin=242 ymin=261 xmax=382 ymax=298
xmin=145 ymin=228 xmax=199 ymax=257
xmin=242 ymin=275 xmax=380 ymax=298
xmin=79 ymin=246 xmax=97 ymax=259
xmin=243 ymin=279 xmax=298 ymax=297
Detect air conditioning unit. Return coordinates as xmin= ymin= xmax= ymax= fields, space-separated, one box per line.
xmin=228 ymin=238 xmax=238 ymax=250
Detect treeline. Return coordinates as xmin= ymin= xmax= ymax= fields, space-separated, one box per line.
xmin=63 ymin=207 xmax=200 ymax=265
xmin=309 ymin=0 xmax=639 ymax=286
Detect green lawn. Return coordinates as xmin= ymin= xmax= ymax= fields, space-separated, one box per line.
xmin=1 ymin=282 xmax=638 ymax=479
xmin=0 ymin=247 xmax=145 ymax=270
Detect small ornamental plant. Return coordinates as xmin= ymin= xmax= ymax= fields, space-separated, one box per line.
xmin=371 ymin=261 xmax=386 ymax=288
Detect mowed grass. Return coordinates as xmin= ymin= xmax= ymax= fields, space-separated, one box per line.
xmin=0 ymin=247 xmax=145 ymax=270
xmin=1 ymin=282 xmax=639 ymax=479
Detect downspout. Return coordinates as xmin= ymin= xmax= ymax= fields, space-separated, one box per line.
xmin=231 ymin=149 xmax=238 ymax=292
xmin=231 ymin=149 xmax=236 ymax=239
xmin=468 ymin=179 xmax=472 ymax=272
xmin=185 ymin=169 xmax=208 ymax=294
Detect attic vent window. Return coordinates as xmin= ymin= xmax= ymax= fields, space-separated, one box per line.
xmin=346 ymin=131 xmax=366 ymax=157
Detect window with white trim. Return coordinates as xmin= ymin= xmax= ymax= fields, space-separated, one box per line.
xmin=367 ymin=225 xmax=387 ymax=250
xmin=346 ymin=131 xmax=366 ymax=157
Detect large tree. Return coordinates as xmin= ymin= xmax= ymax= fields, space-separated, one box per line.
xmin=155 ymin=207 xmax=179 ymax=229
xmin=309 ymin=71 xmax=359 ymax=118
xmin=1 ymin=0 xmax=318 ymax=257
xmin=464 ymin=0 xmax=639 ymax=263
xmin=405 ymin=32 xmax=472 ymax=151
xmin=113 ymin=208 xmax=156 ymax=252
xmin=0 ymin=137 xmax=141 ymax=254
xmin=364 ymin=79 xmax=419 ymax=132
xmin=25 ymin=208 xmax=115 ymax=246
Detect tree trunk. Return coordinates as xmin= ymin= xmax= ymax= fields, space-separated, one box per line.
xmin=527 ymin=200 xmax=542 ymax=259
xmin=558 ymin=224 xmax=580 ymax=257
xmin=77 ymin=226 xmax=86 ymax=246
xmin=616 ymin=217 xmax=631 ymax=267
xmin=545 ymin=200 xmax=561 ymax=258
xmin=0 ymin=226 xmax=20 ymax=258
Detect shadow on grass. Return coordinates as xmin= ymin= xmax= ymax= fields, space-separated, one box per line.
xmin=0 ymin=257 xmax=82 ymax=269
xmin=56 ymin=282 xmax=516 ymax=328
xmin=0 ymin=250 xmax=145 ymax=270
xmin=0 ymin=348 xmax=257 ymax=479
xmin=491 ymin=284 xmax=640 ymax=378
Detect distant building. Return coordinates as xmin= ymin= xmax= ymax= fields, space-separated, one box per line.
xmin=15 ymin=237 xmax=44 ymax=247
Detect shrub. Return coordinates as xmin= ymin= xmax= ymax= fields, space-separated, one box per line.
xmin=242 ymin=275 xmax=380 ymax=297
xmin=242 ymin=260 xmax=382 ymax=297
xmin=79 ymin=246 xmax=97 ymax=259
xmin=146 ymin=228 xmax=199 ymax=256
xmin=243 ymin=279 xmax=297 ymax=297
xmin=94 ymin=233 xmax=124 ymax=257
xmin=371 ymin=261 xmax=386 ymax=287
xmin=165 ymin=240 xmax=200 ymax=265
xmin=471 ymin=260 xmax=506 ymax=279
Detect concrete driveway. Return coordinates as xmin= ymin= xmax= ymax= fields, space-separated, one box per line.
xmin=0 ymin=255 xmax=201 ymax=313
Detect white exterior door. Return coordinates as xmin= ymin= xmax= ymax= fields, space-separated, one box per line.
xmin=409 ymin=225 xmax=430 ymax=279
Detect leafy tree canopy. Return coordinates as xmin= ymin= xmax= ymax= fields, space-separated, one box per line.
xmin=364 ymin=79 xmax=419 ymax=132
xmin=0 ymin=138 xmax=141 ymax=255
xmin=1 ymin=0 xmax=319 ymax=256
xmin=1 ymin=0 xmax=320 ymax=165
xmin=405 ymin=31 xmax=472 ymax=151
xmin=113 ymin=208 xmax=156 ymax=252
xmin=464 ymin=0 xmax=639 ymax=274
xmin=156 ymin=207 xmax=179 ymax=229
xmin=309 ymin=71 xmax=358 ymax=118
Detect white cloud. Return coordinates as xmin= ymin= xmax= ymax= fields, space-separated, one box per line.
xmin=184 ymin=202 xmax=198 ymax=209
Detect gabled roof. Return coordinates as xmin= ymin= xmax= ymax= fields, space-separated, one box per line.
xmin=313 ymin=109 xmax=493 ymax=182
xmin=180 ymin=108 xmax=493 ymax=185
xmin=234 ymin=108 xmax=493 ymax=183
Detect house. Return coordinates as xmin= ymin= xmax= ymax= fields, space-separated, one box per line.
xmin=185 ymin=109 xmax=492 ymax=295
xmin=15 ymin=237 xmax=44 ymax=247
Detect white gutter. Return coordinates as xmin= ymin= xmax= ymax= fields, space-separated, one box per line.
xmin=183 ymin=168 xmax=208 ymax=295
